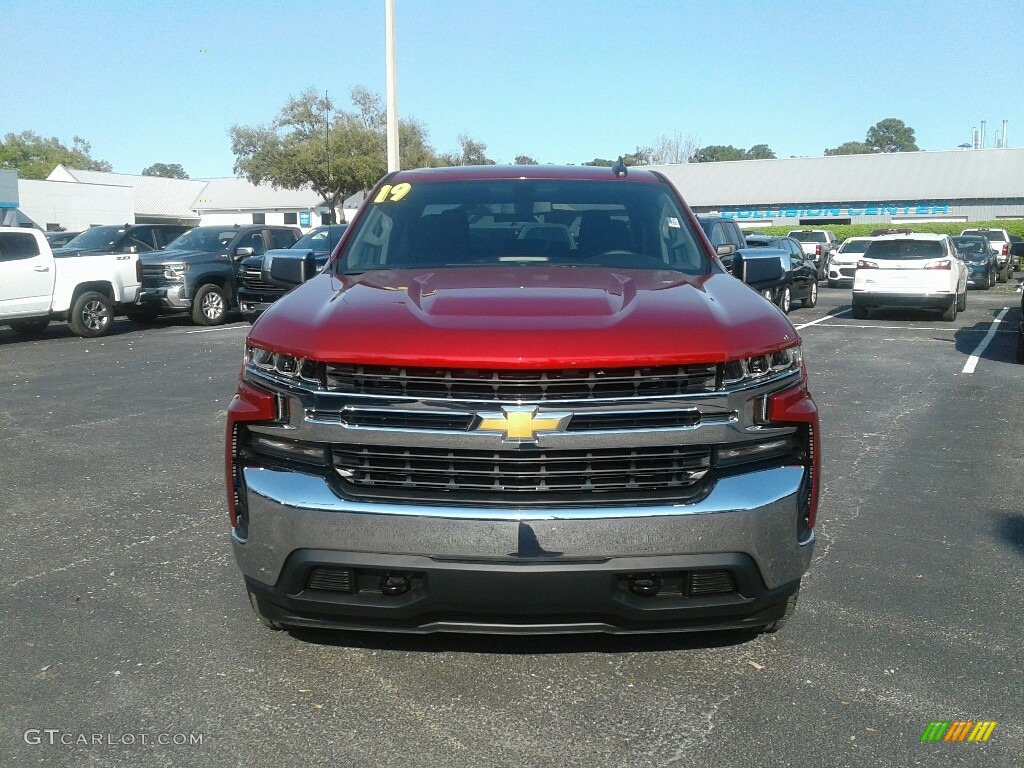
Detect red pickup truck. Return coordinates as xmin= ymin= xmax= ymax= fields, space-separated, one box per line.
xmin=226 ymin=164 xmax=820 ymax=636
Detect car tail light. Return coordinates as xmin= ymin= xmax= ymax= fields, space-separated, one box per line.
xmin=924 ymin=260 xmax=951 ymax=270
xmin=225 ymin=381 xmax=278 ymax=532
xmin=857 ymin=260 xmax=878 ymax=269
xmin=766 ymin=379 xmax=820 ymax=531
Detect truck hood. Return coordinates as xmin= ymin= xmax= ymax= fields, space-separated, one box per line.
xmin=140 ymin=248 xmax=224 ymax=264
xmin=248 ymin=267 xmax=799 ymax=367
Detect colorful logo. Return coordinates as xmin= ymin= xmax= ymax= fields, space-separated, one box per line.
xmin=921 ymin=721 xmax=997 ymax=742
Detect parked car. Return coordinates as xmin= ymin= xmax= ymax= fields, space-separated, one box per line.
xmin=827 ymin=236 xmax=873 ymax=288
xmin=852 ymin=233 xmax=968 ymax=321
xmin=0 ymin=226 xmax=142 ymax=337
xmin=960 ymin=228 xmax=1014 ymax=282
xmin=232 ymin=164 xmax=819 ymax=636
xmin=136 ymin=224 xmax=300 ymax=325
xmin=53 ymin=223 xmax=189 ymax=256
xmin=44 ymin=230 xmax=83 ymax=248
xmin=237 ymin=224 xmax=347 ymax=323
xmin=951 ymin=235 xmax=997 ymax=290
xmin=744 ymin=235 xmax=818 ymax=312
xmin=787 ymin=229 xmax=837 ymax=271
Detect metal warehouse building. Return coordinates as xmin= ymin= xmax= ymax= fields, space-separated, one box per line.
xmin=648 ymin=147 xmax=1024 ymax=228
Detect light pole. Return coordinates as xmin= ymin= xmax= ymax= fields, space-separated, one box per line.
xmin=385 ymin=0 xmax=400 ymax=171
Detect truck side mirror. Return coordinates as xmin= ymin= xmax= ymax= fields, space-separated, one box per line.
xmin=716 ymin=244 xmax=737 ymax=257
xmin=234 ymin=247 xmax=255 ymax=260
xmin=734 ymin=253 xmax=785 ymax=285
xmin=265 ymin=251 xmax=317 ymax=288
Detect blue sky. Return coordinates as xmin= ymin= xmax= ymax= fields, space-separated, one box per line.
xmin=4 ymin=0 xmax=1023 ymax=178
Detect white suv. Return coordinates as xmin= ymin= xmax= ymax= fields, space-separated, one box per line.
xmin=852 ymin=233 xmax=968 ymax=321
xmin=827 ymin=236 xmax=873 ymax=288
xmin=960 ymin=228 xmax=1014 ymax=282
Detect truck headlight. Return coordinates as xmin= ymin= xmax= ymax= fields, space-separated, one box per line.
xmin=245 ymin=344 xmax=325 ymax=386
xmin=721 ymin=345 xmax=802 ymax=387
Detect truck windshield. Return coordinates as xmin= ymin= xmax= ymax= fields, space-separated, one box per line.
xmin=62 ymin=226 xmax=126 ymax=250
xmin=790 ymin=231 xmax=826 ymax=243
xmin=165 ymin=227 xmax=239 ymax=253
xmin=338 ymin=179 xmax=708 ymax=274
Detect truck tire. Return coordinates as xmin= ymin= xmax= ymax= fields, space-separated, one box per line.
xmin=192 ymin=284 xmax=228 ymax=326
xmin=803 ymin=280 xmax=818 ymax=308
xmin=997 ymin=264 xmax=1008 ymax=283
xmin=761 ymin=587 xmax=799 ymax=634
xmin=68 ymin=291 xmax=114 ymax=337
xmin=9 ymin=317 xmax=50 ymax=335
xmin=956 ymin=289 xmax=966 ymax=312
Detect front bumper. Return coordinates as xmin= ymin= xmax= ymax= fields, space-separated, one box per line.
xmin=234 ymin=465 xmax=814 ymax=633
xmin=137 ymin=284 xmax=191 ymax=310
xmin=965 ymin=265 xmax=991 ymax=286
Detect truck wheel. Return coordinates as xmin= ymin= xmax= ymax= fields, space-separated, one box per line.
xmin=777 ymin=286 xmax=792 ymax=314
xmin=68 ymin=291 xmax=114 ymax=337
xmin=997 ymin=264 xmax=1008 ymax=283
xmin=761 ymin=587 xmax=799 ymax=634
xmin=192 ymin=284 xmax=228 ymax=326
xmin=247 ymin=589 xmax=286 ymax=631
xmin=803 ymin=281 xmax=818 ymax=308
xmin=9 ymin=318 xmax=50 ymax=335
xmin=941 ymin=297 xmax=957 ymax=322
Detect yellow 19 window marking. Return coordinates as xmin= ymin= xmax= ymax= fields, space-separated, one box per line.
xmin=373 ymin=182 xmax=412 ymax=203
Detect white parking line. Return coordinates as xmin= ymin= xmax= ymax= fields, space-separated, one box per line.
xmin=794 ymin=309 xmax=851 ymax=330
xmin=183 ymin=324 xmax=250 ymax=335
xmin=962 ymin=307 xmax=1010 ymax=374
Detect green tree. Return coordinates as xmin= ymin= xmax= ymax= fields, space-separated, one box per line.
xmin=825 ymin=119 xmax=918 ymax=155
xmin=691 ymin=145 xmax=749 ymax=162
xmin=582 ymin=148 xmax=651 ymax=167
xmin=0 ymin=131 xmax=112 ymax=179
xmin=866 ymin=118 xmax=918 ymax=153
xmin=229 ymin=87 xmax=436 ymax=222
xmin=747 ymin=144 xmax=776 ymax=160
xmin=438 ymin=134 xmax=496 ymax=166
xmin=142 ymin=162 xmax=189 ymax=179
xmin=824 ymin=141 xmax=873 ymax=156
xmin=514 ymin=155 xmax=539 ymax=165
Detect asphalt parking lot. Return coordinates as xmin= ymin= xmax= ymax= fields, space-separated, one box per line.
xmin=2 ymin=277 xmax=1022 ymax=768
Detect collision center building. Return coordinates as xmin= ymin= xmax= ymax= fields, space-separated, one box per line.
xmin=649 ymin=147 xmax=1024 ymax=228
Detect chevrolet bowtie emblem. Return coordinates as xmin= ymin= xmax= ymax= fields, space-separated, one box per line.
xmin=474 ymin=407 xmax=571 ymax=442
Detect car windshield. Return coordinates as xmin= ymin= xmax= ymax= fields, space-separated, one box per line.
xmin=165 ymin=227 xmax=238 ymax=253
xmin=952 ymin=237 xmax=988 ymax=254
xmin=62 ymin=226 xmax=126 ymax=250
xmin=293 ymin=225 xmax=347 ymax=253
xmin=338 ymin=179 xmax=708 ymax=274
xmin=837 ymin=240 xmax=870 ymax=254
xmin=865 ymin=239 xmax=944 ymax=260
xmin=790 ymin=231 xmax=826 ymax=243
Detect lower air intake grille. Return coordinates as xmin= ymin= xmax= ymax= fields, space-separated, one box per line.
xmin=688 ymin=570 xmax=735 ymax=596
xmin=307 ymin=566 xmax=355 ymax=592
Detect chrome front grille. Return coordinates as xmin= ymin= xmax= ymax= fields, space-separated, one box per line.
xmin=324 ymin=364 xmax=719 ymax=401
xmin=239 ymin=264 xmax=278 ymax=293
xmin=331 ymin=443 xmax=712 ymax=506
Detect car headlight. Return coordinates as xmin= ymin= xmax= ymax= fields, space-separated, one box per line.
xmin=246 ymin=344 xmax=325 ymax=386
xmin=722 ymin=345 xmax=802 ymax=387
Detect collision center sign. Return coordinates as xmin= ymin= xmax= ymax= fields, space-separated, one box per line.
xmin=721 ymin=202 xmax=952 ymax=219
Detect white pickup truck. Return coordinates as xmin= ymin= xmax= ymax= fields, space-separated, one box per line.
xmin=788 ymin=229 xmax=837 ymax=271
xmin=0 ymin=227 xmax=142 ymax=338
